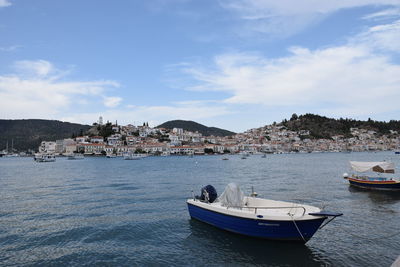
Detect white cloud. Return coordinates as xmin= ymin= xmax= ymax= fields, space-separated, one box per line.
xmin=60 ymin=101 xmax=232 ymax=127
xmin=1 ymin=59 xmax=231 ymax=128
xmin=357 ymin=19 xmax=400 ymax=52
xmin=219 ymin=0 xmax=400 ymax=37
xmin=0 ymin=60 xmax=120 ymax=119
xmin=362 ymin=8 xmax=400 ymax=20
xmin=0 ymin=0 xmax=11 ymax=8
xmin=0 ymin=45 xmax=21 ymax=52
xmin=103 ymin=96 xmax=122 ymax=108
xmin=179 ymin=21 xmax=400 ymax=119
xmin=14 ymin=60 xmax=56 ymax=77
xmin=221 ymin=0 xmax=400 ymax=17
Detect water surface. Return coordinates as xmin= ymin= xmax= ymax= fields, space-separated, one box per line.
xmin=1 ymin=152 xmax=399 ymax=266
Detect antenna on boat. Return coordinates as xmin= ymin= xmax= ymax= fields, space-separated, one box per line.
xmin=250 ymin=186 xmax=258 ymax=197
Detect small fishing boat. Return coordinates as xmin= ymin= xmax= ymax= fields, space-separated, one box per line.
xmin=106 ymin=154 xmax=117 ymax=158
xmin=187 ymin=183 xmax=342 ymax=243
xmin=34 ymin=153 xmax=56 ymax=162
xmin=343 ymin=161 xmax=400 ymax=190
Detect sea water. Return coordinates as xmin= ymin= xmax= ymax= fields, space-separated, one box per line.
xmin=0 ymin=152 xmax=399 ymax=266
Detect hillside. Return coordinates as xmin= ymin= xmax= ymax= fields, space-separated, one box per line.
xmin=281 ymin=113 xmax=400 ymax=139
xmin=157 ymin=120 xmax=235 ymax=137
xmin=0 ymin=119 xmax=91 ymax=151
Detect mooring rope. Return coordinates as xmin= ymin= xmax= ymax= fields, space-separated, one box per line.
xmin=289 ymin=213 xmax=306 ymax=243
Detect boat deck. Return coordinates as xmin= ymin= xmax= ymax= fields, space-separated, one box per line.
xmin=188 ymin=197 xmax=322 ymax=221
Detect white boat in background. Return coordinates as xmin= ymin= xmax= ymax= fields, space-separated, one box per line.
xmin=106 ymin=154 xmax=117 ymax=158
xmin=67 ymin=153 xmax=84 ymax=160
xmin=3 ymin=153 xmax=20 ymax=157
xmin=34 ymin=154 xmax=56 ymax=162
xmin=123 ymin=153 xmax=147 ymax=160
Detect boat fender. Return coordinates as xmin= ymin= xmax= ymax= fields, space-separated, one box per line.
xmin=343 ymin=173 xmax=349 ymax=179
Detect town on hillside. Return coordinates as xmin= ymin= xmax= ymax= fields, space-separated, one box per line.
xmin=31 ymin=117 xmax=400 ymax=157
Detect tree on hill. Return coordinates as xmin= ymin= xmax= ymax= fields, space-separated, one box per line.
xmin=97 ymin=122 xmax=114 ymax=138
xmin=0 ymin=119 xmax=90 ymax=151
xmin=281 ymin=113 xmax=400 ymax=139
xmin=157 ymin=120 xmax=235 ymax=136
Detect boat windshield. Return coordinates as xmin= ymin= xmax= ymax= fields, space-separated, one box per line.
xmin=218 ymin=183 xmax=245 ymax=208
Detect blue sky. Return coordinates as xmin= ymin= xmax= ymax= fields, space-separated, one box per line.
xmin=1 ymin=0 xmax=400 ymax=132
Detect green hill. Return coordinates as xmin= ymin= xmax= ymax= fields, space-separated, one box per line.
xmin=157 ymin=120 xmax=235 ymax=137
xmin=281 ymin=113 xmax=400 ymax=139
xmin=0 ymin=119 xmax=91 ymax=152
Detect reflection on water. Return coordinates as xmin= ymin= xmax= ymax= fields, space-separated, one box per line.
xmin=348 ymin=186 xmax=400 ymax=204
xmin=185 ymin=220 xmax=331 ymax=266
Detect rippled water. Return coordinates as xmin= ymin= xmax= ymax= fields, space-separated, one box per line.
xmin=1 ymin=152 xmax=399 ymax=266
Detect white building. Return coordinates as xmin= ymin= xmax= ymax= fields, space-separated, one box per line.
xmin=173 ymin=128 xmax=184 ymax=135
xmin=39 ymin=141 xmax=56 ymax=154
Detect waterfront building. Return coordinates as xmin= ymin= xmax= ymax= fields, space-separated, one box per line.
xmin=90 ymin=136 xmax=104 ymax=144
xmin=80 ymin=143 xmax=105 ymax=155
xmin=39 ymin=141 xmax=56 ymax=154
xmin=75 ymin=136 xmax=88 ymax=143
xmin=65 ymin=144 xmax=77 ymax=155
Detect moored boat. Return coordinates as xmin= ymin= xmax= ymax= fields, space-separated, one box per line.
xmin=34 ymin=153 xmax=56 ymax=162
xmin=187 ymin=183 xmax=342 ymax=243
xmin=123 ymin=153 xmax=147 ymax=160
xmin=343 ymin=161 xmax=400 ymax=190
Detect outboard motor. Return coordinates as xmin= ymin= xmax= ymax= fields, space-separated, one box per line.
xmin=196 ymin=185 xmax=217 ymax=203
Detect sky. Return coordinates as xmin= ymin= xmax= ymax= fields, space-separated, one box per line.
xmin=1 ymin=0 xmax=400 ymax=132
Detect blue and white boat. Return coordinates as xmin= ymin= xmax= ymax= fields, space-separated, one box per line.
xmin=187 ymin=183 xmax=342 ymax=243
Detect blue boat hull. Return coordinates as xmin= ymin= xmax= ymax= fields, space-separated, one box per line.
xmin=348 ymin=180 xmax=400 ymax=190
xmin=187 ymin=203 xmax=326 ymax=242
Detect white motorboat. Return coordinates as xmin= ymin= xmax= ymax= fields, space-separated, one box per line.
xmin=34 ymin=154 xmax=56 ymax=162
xmin=123 ymin=153 xmax=147 ymax=160
xmin=187 ymin=183 xmax=342 ymax=243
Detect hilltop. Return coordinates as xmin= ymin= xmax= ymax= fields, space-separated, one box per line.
xmin=157 ymin=120 xmax=235 ymax=137
xmin=280 ymin=113 xmax=400 ymax=139
xmin=0 ymin=119 xmax=90 ymax=151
